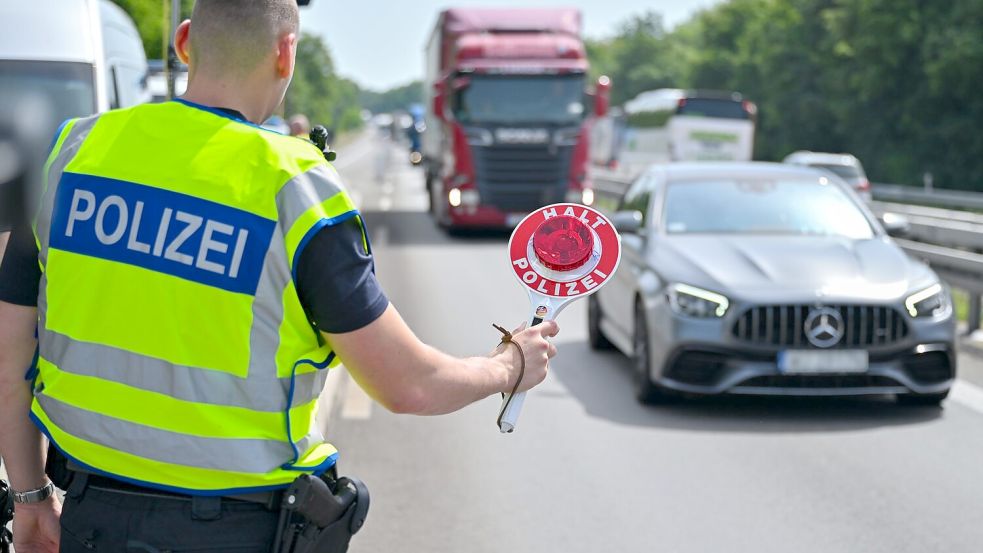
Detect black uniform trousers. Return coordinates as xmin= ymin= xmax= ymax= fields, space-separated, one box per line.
xmin=59 ymin=474 xmax=279 ymax=553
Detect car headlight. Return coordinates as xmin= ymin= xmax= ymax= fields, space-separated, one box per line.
xmin=905 ymin=283 xmax=950 ymax=318
xmin=668 ymin=283 xmax=730 ymax=318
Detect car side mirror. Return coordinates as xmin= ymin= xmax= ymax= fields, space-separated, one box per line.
xmin=880 ymin=212 xmax=910 ymax=238
xmin=611 ymin=210 xmax=643 ymax=234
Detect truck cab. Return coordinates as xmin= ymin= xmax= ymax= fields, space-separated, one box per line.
xmin=424 ymin=8 xmax=609 ymax=231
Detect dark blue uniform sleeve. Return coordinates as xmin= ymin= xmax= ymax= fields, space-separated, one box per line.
xmin=294 ymin=217 xmax=389 ymax=334
xmin=0 ymin=222 xmax=41 ymax=306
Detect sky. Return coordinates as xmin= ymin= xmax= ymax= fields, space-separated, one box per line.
xmin=301 ymin=0 xmax=725 ymax=91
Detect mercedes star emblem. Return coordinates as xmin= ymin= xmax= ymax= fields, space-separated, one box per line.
xmin=804 ymin=307 xmax=844 ymax=348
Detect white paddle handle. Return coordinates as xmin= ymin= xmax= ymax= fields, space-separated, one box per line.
xmin=497 ymin=313 xmax=546 ymax=433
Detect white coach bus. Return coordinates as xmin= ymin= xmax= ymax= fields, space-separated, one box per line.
xmin=603 ymin=89 xmax=757 ymax=177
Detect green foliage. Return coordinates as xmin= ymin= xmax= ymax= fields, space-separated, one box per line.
xmin=590 ymin=0 xmax=983 ymax=189
xmin=359 ymin=81 xmax=424 ymax=114
xmin=284 ymin=34 xmax=363 ymax=132
xmin=110 ymin=1 xmax=365 ymax=133
xmin=112 ymin=0 xmax=193 ymax=59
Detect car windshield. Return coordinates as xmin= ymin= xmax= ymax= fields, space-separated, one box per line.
xmin=812 ymin=163 xmax=863 ymax=181
xmin=663 ymin=178 xmax=875 ymax=238
xmin=453 ymin=74 xmax=586 ymax=125
xmin=0 ymin=60 xmax=96 ymax=141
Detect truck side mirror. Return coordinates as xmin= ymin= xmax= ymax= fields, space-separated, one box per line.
xmin=594 ymin=75 xmax=611 ymax=118
xmin=432 ymin=81 xmax=447 ymax=122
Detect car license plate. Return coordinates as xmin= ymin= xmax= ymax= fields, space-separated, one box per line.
xmin=778 ymin=350 xmax=869 ymax=374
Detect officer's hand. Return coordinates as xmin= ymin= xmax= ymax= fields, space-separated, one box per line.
xmin=495 ymin=321 xmax=559 ymax=394
xmin=13 ymin=494 xmax=61 ymax=553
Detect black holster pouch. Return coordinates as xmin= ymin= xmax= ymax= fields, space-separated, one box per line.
xmin=1 ymin=475 xmax=13 ymax=553
xmin=273 ymin=474 xmax=369 ymax=553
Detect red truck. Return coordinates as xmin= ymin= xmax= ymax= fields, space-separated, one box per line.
xmin=423 ymin=7 xmax=610 ymax=231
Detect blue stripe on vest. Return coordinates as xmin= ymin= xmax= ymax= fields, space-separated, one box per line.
xmin=49 ymin=172 xmax=275 ymax=295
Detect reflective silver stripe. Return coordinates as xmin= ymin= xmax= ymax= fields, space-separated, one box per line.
xmin=292 ymin=428 xmax=326 ymax=463
xmin=40 ymin=329 xmax=327 ymax=412
xmin=36 ymin=393 xmax=294 ymax=473
xmin=36 ymin=115 xmax=101 ymax=257
xmin=275 ymin=164 xmax=346 ymax=233
xmin=248 ymin=229 xmax=289 ymax=378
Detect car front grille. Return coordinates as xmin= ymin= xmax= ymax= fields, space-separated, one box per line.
xmin=732 ymin=305 xmax=908 ymax=348
xmin=472 ymin=143 xmax=572 ymax=212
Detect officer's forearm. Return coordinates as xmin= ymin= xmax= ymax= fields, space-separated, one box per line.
xmin=0 ymin=301 xmax=47 ymax=490
xmin=326 ymin=305 xmax=511 ymax=416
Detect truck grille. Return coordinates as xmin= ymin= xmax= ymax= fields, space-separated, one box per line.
xmin=732 ymin=305 xmax=908 ymax=348
xmin=472 ymin=144 xmax=572 ymax=213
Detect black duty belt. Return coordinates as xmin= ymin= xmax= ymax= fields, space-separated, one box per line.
xmin=72 ymin=472 xmax=284 ymax=511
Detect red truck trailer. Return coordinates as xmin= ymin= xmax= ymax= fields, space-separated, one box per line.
xmin=423 ymin=7 xmax=610 ymax=231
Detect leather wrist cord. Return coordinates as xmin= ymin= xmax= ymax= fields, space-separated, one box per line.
xmin=493 ymin=324 xmax=525 ymax=429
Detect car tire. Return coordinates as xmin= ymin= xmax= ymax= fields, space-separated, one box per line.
xmin=896 ymin=390 xmax=949 ymax=407
xmin=633 ymin=301 xmax=674 ymax=405
xmin=588 ymin=295 xmax=615 ymax=351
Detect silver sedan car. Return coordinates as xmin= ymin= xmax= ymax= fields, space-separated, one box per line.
xmin=589 ymin=163 xmax=956 ymax=405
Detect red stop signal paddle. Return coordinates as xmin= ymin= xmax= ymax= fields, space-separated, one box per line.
xmin=500 ymin=203 xmax=622 ymax=433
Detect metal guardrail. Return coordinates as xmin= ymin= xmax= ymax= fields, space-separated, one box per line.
xmin=872 ymin=184 xmax=983 ymax=211
xmin=593 ymin=173 xmax=983 ymax=333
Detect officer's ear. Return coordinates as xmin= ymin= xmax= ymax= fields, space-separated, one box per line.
xmin=275 ymin=32 xmax=297 ymax=80
xmin=175 ymin=20 xmax=192 ymax=65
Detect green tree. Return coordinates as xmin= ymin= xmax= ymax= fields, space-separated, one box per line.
xmin=588 ymin=0 xmax=983 ymax=188
xmin=283 ymin=33 xmax=363 ymax=132
xmin=113 ymin=0 xmax=193 ymax=60
xmin=358 ymin=80 xmax=424 ymax=114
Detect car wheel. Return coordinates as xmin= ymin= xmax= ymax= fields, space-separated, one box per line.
xmin=896 ymin=390 xmax=949 ymax=407
xmin=588 ymin=295 xmax=615 ymax=351
xmin=633 ymin=301 xmax=673 ymax=404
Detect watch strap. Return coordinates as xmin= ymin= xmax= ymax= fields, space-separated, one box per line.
xmin=11 ymin=481 xmax=55 ymax=504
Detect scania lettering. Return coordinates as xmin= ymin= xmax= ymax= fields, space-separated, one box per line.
xmin=423 ymin=8 xmax=611 ymax=231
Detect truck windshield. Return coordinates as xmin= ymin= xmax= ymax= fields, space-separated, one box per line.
xmin=0 ymin=60 xmax=97 ymax=140
xmin=453 ymin=74 xmax=586 ymax=125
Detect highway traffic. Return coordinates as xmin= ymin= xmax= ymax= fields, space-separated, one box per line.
xmin=325 ymin=130 xmax=983 ymax=553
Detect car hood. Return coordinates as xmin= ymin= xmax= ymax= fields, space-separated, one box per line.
xmin=652 ymin=234 xmax=937 ymax=302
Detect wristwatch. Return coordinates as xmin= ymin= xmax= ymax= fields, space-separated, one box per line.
xmin=11 ymin=481 xmax=55 ymax=504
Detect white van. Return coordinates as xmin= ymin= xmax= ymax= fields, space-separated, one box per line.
xmin=0 ymin=0 xmax=150 ymax=142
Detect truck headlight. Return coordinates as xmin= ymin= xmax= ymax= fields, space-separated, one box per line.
xmin=668 ymin=283 xmax=730 ymax=318
xmin=905 ymin=283 xmax=950 ymax=318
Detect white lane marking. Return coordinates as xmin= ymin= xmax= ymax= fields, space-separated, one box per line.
xmin=340 ymin=370 xmax=373 ymax=420
xmin=950 ymin=379 xmax=983 ymax=415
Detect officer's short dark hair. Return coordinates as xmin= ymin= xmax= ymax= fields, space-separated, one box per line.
xmin=189 ymin=0 xmax=300 ymax=76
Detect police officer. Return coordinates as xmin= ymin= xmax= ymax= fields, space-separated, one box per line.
xmin=0 ymin=1 xmax=558 ymax=551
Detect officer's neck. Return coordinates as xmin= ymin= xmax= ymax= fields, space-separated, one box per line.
xmin=181 ymin=80 xmax=272 ymax=125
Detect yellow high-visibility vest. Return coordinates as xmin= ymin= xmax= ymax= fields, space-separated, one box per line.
xmin=30 ymin=100 xmax=361 ymax=494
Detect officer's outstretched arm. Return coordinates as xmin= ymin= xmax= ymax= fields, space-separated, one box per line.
xmin=0 ymin=301 xmax=48 ymax=492
xmin=323 ymin=303 xmax=558 ymax=416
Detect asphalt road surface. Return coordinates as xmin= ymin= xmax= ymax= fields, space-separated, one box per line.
xmin=4 ymin=130 xmax=983 ymax=552
xmin=328 ymin=130 xmax=983 ymax=553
